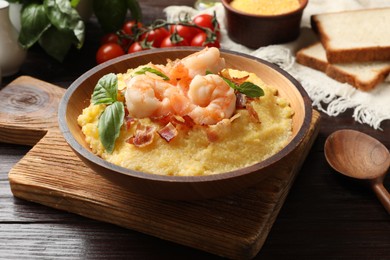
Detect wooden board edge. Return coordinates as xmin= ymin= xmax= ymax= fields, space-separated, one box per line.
xmin=0 ymin=76 xmax=64 ymax=145
xmin=245 ymin=109 xmax=320 ymax=258
xmin=8 ymin=109 xmax=321 ymax=259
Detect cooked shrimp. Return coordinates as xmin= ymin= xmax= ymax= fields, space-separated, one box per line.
xmin=164 ymin=86 xmax=194 ymax=116
xmin=124 ymin=49 xmax=234 ymax=124
xmin=180 ymin=47 xmax=225 ymax=78
xmin=187 ymin=74 xmax=236 ymax=125
xmin=125 ymin=74 xmax=174 ymax=118
xmin=167 ymin=62 xmax=192 ymax=94
xmin=167 ymin=47 xmax=226 ymax=96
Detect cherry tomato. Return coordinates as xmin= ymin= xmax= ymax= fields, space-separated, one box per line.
xmin=193 ymin=14 xmax=221 ymax=40
xmin=190 ymin=32 xmax=220 ymax=48
xmin=100 ymin=33 xmax=119 ymax=45
xmin=122 ymin=20 xmax=143 ymax=36
xmin=118 ymin=32 xmax=132 ymax=49
xmin=101 ymin=32 xmax=130 ymax=49
xmin=140 ymin=27 xmax=169 ymax=47
xmin=160 ymin=36 xmax=189 ymax=48
xmin=127 ymin=42 xmax=150 ymax=53
xmin=96 ymin=43 xmax=125 ymax=64
xmin=193 ymin=14 xmax=214 ymax=29
xmin=193 ymin=14 xmax=220 ymax=32
xmin=169 ymin=24 xmax=199 ymax=44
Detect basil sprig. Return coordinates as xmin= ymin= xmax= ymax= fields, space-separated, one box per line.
xmin=91 ymin=73 xmax=124 ymax=153
xmin=134 ymin=67 xmax=170 ymax=81
xmin=97 ymin=101 xmax=124 ymax=153
xmin=18 ymin=0 xmax=85 ymax=62
xmin=222 ymin=77 xmax=264 ymax=98
xmin=206 ymin=71 xmax=264 ymax=98
xmin=227 ymin=80 xmax=264 ymax=98
xmin=92 ymin=73 xmax=119 ymax=104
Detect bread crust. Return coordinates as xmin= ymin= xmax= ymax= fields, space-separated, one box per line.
xmin=326 ymin=65 xmax=388 ymax=91
xmin=311 ymin=8 xmax=390 ymax=63
xmin=296 ymin=46 xmax=328 ymax=72
xmin=324 ymin=47 xmax=390 ymax=64
xmin=296 ymin=43 xmax=390 ymax=91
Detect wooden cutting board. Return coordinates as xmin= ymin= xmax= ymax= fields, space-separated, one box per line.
xmin=1 ymin=76 xmax=320 ymax=259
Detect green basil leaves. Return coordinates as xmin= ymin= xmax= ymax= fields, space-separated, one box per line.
xmin=18 ymin=0 xmax=85 ymax=62
xmin=97 ymin=101 xmax=124 ymax=154
xmin=206 ymin=71 xmax=264 ymax=98
xmin=92 ymin=73 xmax=124 ymax=153
xmin=134 ymin=67 xmax=170 ymax=81
xmin=18 ymin=4 xmax=51 ymax=49
xmin=92 ymin=73 xmax=119 ymax=104
xmin=231 ymin=81 xmax=265 ymax=98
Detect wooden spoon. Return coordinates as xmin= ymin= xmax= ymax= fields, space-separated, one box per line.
xmin=324 ymin=129 xmax=390 ymax=214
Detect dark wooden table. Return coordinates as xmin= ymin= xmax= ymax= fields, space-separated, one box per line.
xmin=1 ymin=1 xmax=389 ymax=259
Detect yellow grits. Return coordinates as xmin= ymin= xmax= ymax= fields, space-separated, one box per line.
xmin=77 ymin=69 xmax=293 ymax=176
xmin=230 ymin=0 xmax=301 ymax=15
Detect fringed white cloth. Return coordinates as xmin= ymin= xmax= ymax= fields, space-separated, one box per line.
xmin=164 ymin=0 xmax=390 ymax=130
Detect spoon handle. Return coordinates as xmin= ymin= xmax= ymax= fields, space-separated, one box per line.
xmin=371 ymin=182 xmax=390 ymax=215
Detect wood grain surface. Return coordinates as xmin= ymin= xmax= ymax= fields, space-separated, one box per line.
xmin=0 ymin=76 xmax=64 ymax=145
xmin=1 ymin=1 xmax=389 ymax=259
xmin=2 ymin=76 xmax=319 ymax=259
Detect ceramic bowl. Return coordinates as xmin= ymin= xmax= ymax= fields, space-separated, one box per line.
xmin=221 ymin=0 xmax=309 ymax=48
xmin=58 ymin=47 xmax=312 ymax=200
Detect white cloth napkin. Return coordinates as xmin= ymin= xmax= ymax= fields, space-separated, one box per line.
xmin=164 ymin=0 xmax=390 ymax=130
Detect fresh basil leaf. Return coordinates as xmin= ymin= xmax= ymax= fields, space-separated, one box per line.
xmin=18 ymin=3 xmax=51 ymax=49
xmin=93 ymin=0 xmax=127 ymax=32
xmin=237 ymin=82 xmax=264 ymax=98
xmin=135 ymin=67 xmax=170 ymax=81
xmin=70 ymin=19 xmax=85 ymax=49
xmin=220 ymin=75 xmax=264 ymax=98
xmin=221 ymin=77 xmax=238 ymax=90
xmin=98 ymin=101 xmax=124 ymax=153
xmin=70 ymin=0 xmax=80 ymax=8
xmin=92 ymin=73 xmax=119 ymax=105
xmin=38 ymin=26 xmax=73 ymax=62
xmin=44 ymin=0 xmax=85 ymax=48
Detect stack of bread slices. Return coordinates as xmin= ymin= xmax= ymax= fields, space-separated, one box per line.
xmin=296 ymin=8 xmax=390 ymax=91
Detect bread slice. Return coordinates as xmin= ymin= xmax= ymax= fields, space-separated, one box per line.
xmin=311 ymin=8 xmax=390 ymax=63
xmin=296 ymin=42 xmax=390 ymax=91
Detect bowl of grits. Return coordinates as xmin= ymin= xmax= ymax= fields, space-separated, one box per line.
xmin=58 ymin=47 xmax=312 ymax=200
xmin=222 ymin=0 xmax=309 ymax=48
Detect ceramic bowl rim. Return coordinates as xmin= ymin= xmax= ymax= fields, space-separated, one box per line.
xmin=58 ymin=47 xmax=312 ymax=184
xmin=221 ymin=0 xmax=309 ymax=19
xmin=0 ymin=0 xmax=10 ymax=9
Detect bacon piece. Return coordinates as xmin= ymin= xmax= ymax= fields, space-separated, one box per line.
xmin=152 ymin=114 xmax=195 ymax=132
xmin=152 ymin=113 xmax=174 ymax=126
xmin=125 ymin=116 xmax=136 ymax=130
xmin=235 ymin=92 xmax=247 ymax=109
xmin=158 ymin=122 xmax=178 ymax=142
xmin=229 ymin=113 xmax=241 ymax=123
xmin=206 ymin=115 xmax=237 ymax=142
xmin=176 ymin=115 xmax=195 ymax=130
xmin=206 ymin=128 xmax=220 ymax=142
xmin=246 ymin=103 xmax=261 ymax=123
xmin=231 ymin=75 xmax=249 ymax=85
xmin=128 ymin=124 xmax=156 ymax=147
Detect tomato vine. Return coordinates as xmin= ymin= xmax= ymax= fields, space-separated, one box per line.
xmin=96 ymin=12 xmax=221 ymax=64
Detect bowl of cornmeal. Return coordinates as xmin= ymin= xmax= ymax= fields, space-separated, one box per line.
xmin=222 ymin=0 xmax=309 ymax=48
xmin=58 ymin=47 xmax=312 ymax=200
